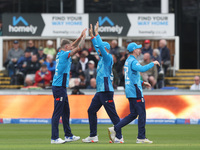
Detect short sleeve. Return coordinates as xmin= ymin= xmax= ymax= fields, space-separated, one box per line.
xmin=62 ymin=51 xmax=71 ymax=59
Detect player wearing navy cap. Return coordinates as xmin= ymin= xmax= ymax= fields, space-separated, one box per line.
xmin=108 ymin=42 xmax=160 ymax=144
xmin=51 ymin=28 xmax=87 ymax=144
xmin=82 ymin=22 xmax=122 ymax=143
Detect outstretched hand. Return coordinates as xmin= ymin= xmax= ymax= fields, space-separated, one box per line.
xmin=153 ymin=61 xmax=160 ymax=67
xmin=95 ymin=21 xmax=99 ymax=35
xmin=143 ymin=82 xmax=151 ymax=88
xmin=70 ymin=28 xmax=87 ymax=56
xmin=89 ymin=24 xmax=94 ymax=37
xmin=81 ymin=28 xmax=87 ymax=37
xmin=78 ymin=30 xmax=87 ymax=50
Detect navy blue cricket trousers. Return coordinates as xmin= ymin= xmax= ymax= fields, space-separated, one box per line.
xmin=88 ymin=91 xmax=121 ymax=137
xmin=51 ymin=86 xmax=73 ymax=140
xmin=114 ymin=98 xmax=146 ymax=139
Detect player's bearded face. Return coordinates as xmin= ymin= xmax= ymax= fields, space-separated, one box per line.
xmin=71 ymin=45 xmax=75 ymax=49
xmin=65 ymin=44 xmax=74 ymax=51
xmin=69 ymin=44 xmax=74 ymax=49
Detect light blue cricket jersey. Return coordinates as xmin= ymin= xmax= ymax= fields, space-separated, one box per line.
xmin=124 ymin=55 xmax=154 ymax=98
xmin=91 ymin=35 xmax=114 ymax=92
xmin=52 ymin=50 xmax=71 ymax=87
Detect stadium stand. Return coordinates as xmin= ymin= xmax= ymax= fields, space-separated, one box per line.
xmin=165 ymin=69 xmax=200 ymax=89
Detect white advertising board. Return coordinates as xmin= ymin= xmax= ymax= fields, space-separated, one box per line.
xmin=127 ymin=14 xmax=174 ymax=36
xmin=41 ymin=14 xmax=88 ymax=37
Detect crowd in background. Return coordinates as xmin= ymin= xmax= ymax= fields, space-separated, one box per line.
xmin=4 ymin=38 xmax=173 ymax=90
xmin=4 ymin=40 xmax=56 ymax=88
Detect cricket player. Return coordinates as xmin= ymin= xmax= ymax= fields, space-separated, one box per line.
xmin=82 ymin=22 xmax=122 ymax=143
xmin=51 ymin=28 xmax=87 ymax=144
xmin=108 ymin=42 xmax=160 ymax=144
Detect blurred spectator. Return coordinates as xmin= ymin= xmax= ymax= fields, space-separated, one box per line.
xmin=25 ymin=40 xmax=38 ymax=55
xmin=152 ymin=49 xmax=161 ymax=72
xmin=69 ymin=78 xmax=80 ymax=89
xmin=152 ymin=49 xmax=163 ymax=88
xmin=141 ymin=40 xmax=153 ymax=57
xmin=71 ymin=86 xmax=85 ymax=95
xmin=37 ymin=46 xmax=47 ymax=64
xmin=141 ymin=53 xmax=158 ymax=88
xmin=87 ymin=78 xmax=96 ymax=89
xmin=4 ymin=40 xmax=24 ymax=77
xmin=79 ymin=44 xmax=88 ymax=53
xmin=110 ymin=40 xmax=120 ymax=57
xmin=112 ymin=54 xmax=123 ymax=88
xmin=71 ymin=54 xmax=80 ymax=78
xmin=0 ymin=20 xmax=2 ymax=36
xmin=16 ymin=49 xmax=31 ymax=74
xmin=112 ymin=68 xmax=119 ymax=89
xmin=190 ymin=76 xmax=200 ymax=90
xmin=76 ymin=53 xmax=88 ymax=74
xmin=44 ymin=54 xmax=56 ymax=77
xmin=84 ymin=60 xmax=97 ymax=86
xmin=119 ymin=47 xmax=127 ymax=66
xmin=88 ymin=45 xmax=96 ymax=53
xmin=119 ymin=68 xmax=125 ymax=87
xmin=158 ymin=39 xmax=171 ymax=75
xmin=78 ymin=72 xmax=87 ymax=89
xmin=82 ymin=49 xmax=98 ymax=67
xmin=112 ymin=54 xmax=123 ymax=81
xmin=136 ymin=48 xmax=144 ymax=63
xmin=44 ymin=40 xmax=56 ymax=57
xmin=34 ymin=64 xmax=52 ymax=88
xmin=24 ymin=55 xmax=41 ymax=86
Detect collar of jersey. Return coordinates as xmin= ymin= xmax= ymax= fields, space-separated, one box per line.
xmin=59 ymin=49 xmax=65 ymax=52
xmin=129 ymin=55 xmax=136 ymax=59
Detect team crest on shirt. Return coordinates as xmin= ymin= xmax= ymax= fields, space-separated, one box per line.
xmin=136 ymin=62 xmax=140 ymax=66
xmin=56 ymin=97 xmax=63 ymax=101
xmin=125 ymin=81 xmax=130 ymax=84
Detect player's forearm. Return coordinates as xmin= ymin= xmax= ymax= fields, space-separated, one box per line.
xmin=96 ymin=34 xmax=103 ymax=46
xmin=71 ymin=36 xmax=81 ymax=47
xmin=91 ymin=37 xmax=100 ymax=55
xmin=70 ymin=36 xmax=85 ymax=56
xmin=99 ymin=45 xmax=109 ymax=60
xmin=70 ymin=47 xmax=80 ymax=56
xmin=96 ymin=34 xmax=108 ymax=58
xmin=95 ymin=30 xmax=99 ymax=37
xmin=72 ymin=28 xmax=87 ymax=47
xmin=132 ymin=63 xmax=154 ymax=72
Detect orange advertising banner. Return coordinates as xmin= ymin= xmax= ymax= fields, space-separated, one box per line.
xmin=0 ymin=95 xmax=200 ymax=119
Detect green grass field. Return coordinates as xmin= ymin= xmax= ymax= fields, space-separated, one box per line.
xmin=0 ymin=124 xmax=200 ymax=150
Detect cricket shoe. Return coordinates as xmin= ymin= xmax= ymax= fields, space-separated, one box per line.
xmin=82 ymin=136 xmax=98 ymax=143
xmin=51 ymin=138 xmax=65 ymax=144
xmin=136 ymin=138 xmax=153 ymax=144
xmin=114 ymin=137 xmax=124 ymax=143
xmin=108 ymin=127 xmax=116 ymax=143
xmin=65 ymin=135 xmax=80 ymax=142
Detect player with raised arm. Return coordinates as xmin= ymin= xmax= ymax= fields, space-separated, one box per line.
xmin=108 ymin=42 xmax=160 ymax=144
xmin=82 ymin=22 xmax=123 ymax=143
xmin=51 ymin=28 xmax=87 ymax=144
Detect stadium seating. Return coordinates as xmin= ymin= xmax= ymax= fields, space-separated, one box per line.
xmin=165 ymin=69 xmax=200 ymax=89
xmin=0 ymin=71 xmax=23 ymax=89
